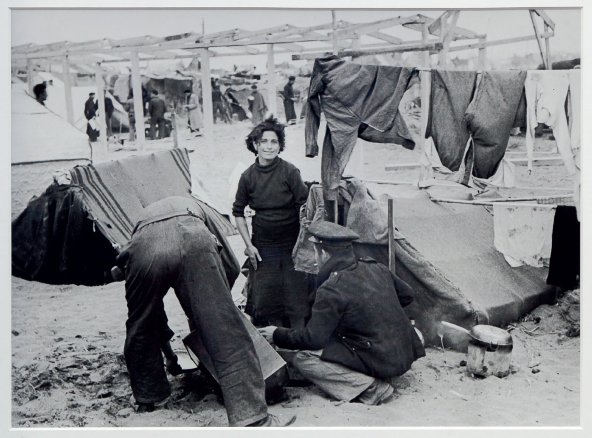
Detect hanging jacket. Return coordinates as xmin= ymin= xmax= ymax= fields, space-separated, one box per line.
xmin=304 ymin=56 xmax=416 ymax=201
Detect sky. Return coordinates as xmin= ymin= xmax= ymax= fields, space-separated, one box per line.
xmin=11 ymin=8 xmax=581 ymax=70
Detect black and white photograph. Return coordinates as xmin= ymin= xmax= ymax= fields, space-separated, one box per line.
xmin=4 ymin=0 xmax=586 ymax=432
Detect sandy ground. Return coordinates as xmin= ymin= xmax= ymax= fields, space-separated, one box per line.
xmin=10 ymin=119 xmax=580 ymax=428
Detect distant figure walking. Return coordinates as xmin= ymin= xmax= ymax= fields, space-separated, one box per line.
xmin=104 ymin=92 xmax=115 ymax=137
xmin=248 ymin=84 xmax=267 ymax=126
xmin=282 ymin=76 xmax=297 ymax=125
xmin=184 ymin=88 xmax=203 ymax=136
xmin=125 ymin=92 xmax=136 ymax=142
xmin=212 ymin=85 xmax=231 ymax=124
xmin=84 ymin=92 xmax=99 ymax=142
xmin=148 ymin=89 xmax=166 ymax=140
xmin=33 ymin=82 xmax=48 ymax=106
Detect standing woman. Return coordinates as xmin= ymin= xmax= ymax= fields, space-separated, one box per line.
xmin=184 ymin=88 xmax=203 ymax=136
xmin=233 ymin=116 xmax=310 ymax=328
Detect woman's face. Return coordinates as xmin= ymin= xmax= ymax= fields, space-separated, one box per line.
xmin=256 ymin=130 xmax=280 ymax=162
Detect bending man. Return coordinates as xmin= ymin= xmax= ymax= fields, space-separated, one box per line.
xmin=116 ymin=195 xmax=293 ymax=426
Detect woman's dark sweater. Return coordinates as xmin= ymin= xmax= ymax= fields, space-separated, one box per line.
xmin=232 ymin=157 xmax=308 ymax=247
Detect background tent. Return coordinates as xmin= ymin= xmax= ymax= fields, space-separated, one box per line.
xmin=370 ymin=183 xmax=556 ymax=343
xmin=11 ymin=83 xmax=91 ymax=219
xmin=12 ymin=148 xmax=238 ymax=286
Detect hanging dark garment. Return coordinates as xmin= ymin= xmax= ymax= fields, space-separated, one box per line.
xmin=304 ymin=56 xmax=416 ymax=201
xmin=464 ymin=71 xmax=527 ymax=179
xmin=425 ymin=70 xmax=477 ymax=172
xmin=547 ymin=205 xmax=580 ymax=290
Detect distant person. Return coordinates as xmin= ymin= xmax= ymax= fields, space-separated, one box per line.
xmin=183 ymin=88 xmax=203 ymax=136
xmin=248 ymin=84 xmax=267 ymax=126
xmin=33 ymin=82 xmax=47 ymax=106
xmin=212 ymin=85 xmax=230 ymax=124
xmin=282 ymin=76 xmax=297 ymax=125
xmin=148 ymin=89 xmax=166 ymax=140
xmin=125 ymin=92 xmax=136 ymax=142
xmin=104 ymin=92 xmax=115 ymax=137
xmin=84 ymin=92 xmax=99 ymax=142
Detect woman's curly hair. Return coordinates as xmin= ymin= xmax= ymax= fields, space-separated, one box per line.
xmin=245 ymin=116 xmax=286 ymax=155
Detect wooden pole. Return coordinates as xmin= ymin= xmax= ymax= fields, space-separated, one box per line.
xmin=529 ymin=10 xmax=548 ymax=69
xmin=421 ymin=22 xmax=430 ymax=67
xmin=62 ymin=56 xmax=74 ymax=125
xmin=266 ymin=44 xmax=277 ymax=117
xmin=477 ymin=36 xmax=487 ymax=69
xmin=171 ymin=112 xmax=179 ymax=148
xmin=388 ymin=197 xmax=396 ymax=274
xmin=437 ymin=12 xmax=449 ymax=68
xmin=418 ymin=70 xmax=432 ymax=183
xmin=26 ymin=58 xmax=34 ymax=96
xmin=544 ymin=23 xmax=552 ymax=70
xmin=331 ymin=10 xmax=338 ymax=55
xmin=438 ymin=11 xmax=460 ymax=68
xmin=130 ymin=50 xmax=146 ymax=148
xmin=200 ymin=48 xmax=214 ymax=152
xmin=95 ymin=63 xmax=108 ymax=153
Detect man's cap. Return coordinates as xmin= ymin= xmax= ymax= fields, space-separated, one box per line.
xmin=89 ymin=92 xmax=95 ymax=96
xmin=288 ymin=75 xmax=296 ymax=80
xmin=308 ymin=221 xmax=360 ymax=246
xmin=251 ymin=84 xmax=258 ymax=89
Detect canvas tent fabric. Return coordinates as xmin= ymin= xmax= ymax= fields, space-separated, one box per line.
xmin=367 ymin=183 xmax=555 ymax=342
xmin=11 ymin=84 xmax=91 ymax=220
xmin=12 ymin=148 xmax=239 ymax=287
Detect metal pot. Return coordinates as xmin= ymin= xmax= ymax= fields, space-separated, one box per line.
xmin=466 ymin=325 xmax=513 ymax=378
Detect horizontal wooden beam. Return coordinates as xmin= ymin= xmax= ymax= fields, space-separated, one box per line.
xmin=292 ymin=41 xmax=443 ymax=60
xmin=334 ymin=14 xmax=425 ymax=37
xmin=447 ymin=32 xmax=553 ymax=52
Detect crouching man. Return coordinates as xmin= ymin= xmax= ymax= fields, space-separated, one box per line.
xmin=116 ymin=195 xmax=294 ymax=427
xmin=259 ymin=221 xmax=425 ymax=405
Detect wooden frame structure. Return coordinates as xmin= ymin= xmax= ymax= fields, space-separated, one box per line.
xmin=11 ymin=9 xmax=555 ymax=155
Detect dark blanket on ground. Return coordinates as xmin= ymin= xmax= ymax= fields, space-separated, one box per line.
xmin=305 ymin=56 xmax=416 ymax=200
xmin=12 ymin=184 xmax=118 ymax=285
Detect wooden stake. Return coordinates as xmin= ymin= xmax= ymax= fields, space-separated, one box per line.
xmin=388 ymin=197 xmax=396 ymax=274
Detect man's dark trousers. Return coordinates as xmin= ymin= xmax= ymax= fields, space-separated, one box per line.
xmin=123 ymin=215 xmax=267 ymax=426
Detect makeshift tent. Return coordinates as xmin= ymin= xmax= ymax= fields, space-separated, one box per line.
xmin=33 ymin=72 xmax=129 ymax=133
xmin=12 ymin=148 xmax=239 ymax=286
xmin=11 ymin=84 xmax=91 ymax=219
xmin=224 ymin=87 xmax=251 ymax=121
xmin=293 ymin=179 xmax=555 ymax=344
